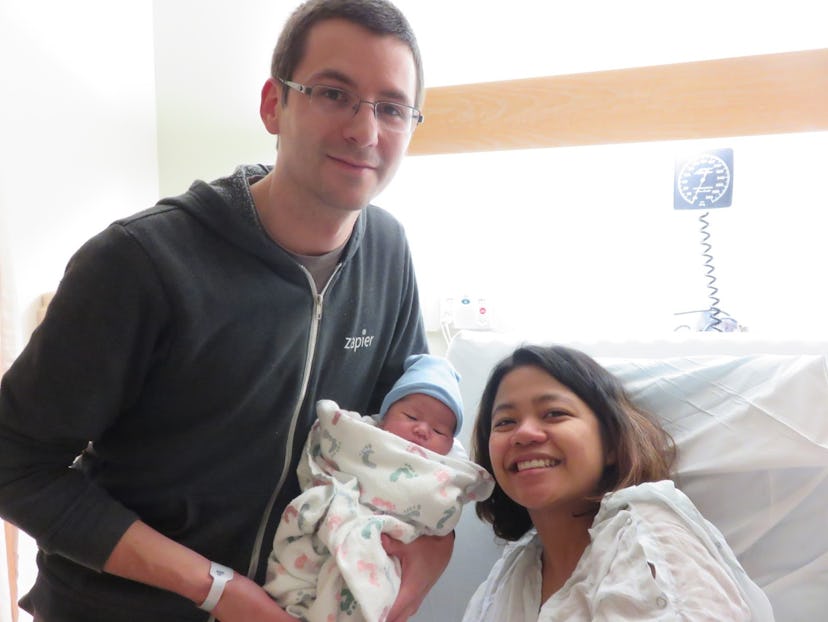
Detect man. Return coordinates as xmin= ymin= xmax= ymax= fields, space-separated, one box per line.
xmin=0 ymin=1 xmax=451 ymax=620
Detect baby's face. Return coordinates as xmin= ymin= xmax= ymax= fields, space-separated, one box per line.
xmin=381 ymin=394 xmax=456 ymax=455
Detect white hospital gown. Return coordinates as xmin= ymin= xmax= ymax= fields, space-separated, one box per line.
xmin=463 ymin=480 xmax=775 ymax=622
xmin=265 ymin=399 xmax=494 ymax=622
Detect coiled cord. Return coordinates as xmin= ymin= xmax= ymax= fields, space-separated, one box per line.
xmin=698 ymin=212 xmax=725 ymax=331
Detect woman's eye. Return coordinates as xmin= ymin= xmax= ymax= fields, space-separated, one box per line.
xmin=492 ymin=418 xmax=514 ymax=429
xmin=543 ymin=410 xmax=567 ymax=419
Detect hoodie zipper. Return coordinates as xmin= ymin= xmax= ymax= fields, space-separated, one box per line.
xmin=239 ymin=263 xmax=343 ymax=586
xmin=206 ymin=265 xmax=337 ymax=622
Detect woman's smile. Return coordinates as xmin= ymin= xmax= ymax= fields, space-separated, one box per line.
xmin=513 ymin=457 xmax=562 ymax=473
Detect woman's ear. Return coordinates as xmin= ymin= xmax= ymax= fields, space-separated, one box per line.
xmin=605 ymin=448 xmax=617 ymax=466
xmin=259 ymin=77 xmax=281 ymax=135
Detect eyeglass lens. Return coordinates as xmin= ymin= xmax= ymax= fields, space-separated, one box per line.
xmin=310 ymin=85 xmax=419 ymax=133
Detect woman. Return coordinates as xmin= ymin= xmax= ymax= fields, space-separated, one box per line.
xmin=463 ymin=345 xmax=774 ymax=621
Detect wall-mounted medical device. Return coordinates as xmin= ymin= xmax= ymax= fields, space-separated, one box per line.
xmin=673 ymin=148 xmax=743 ymax=332
xmin=674 ymin=148 xmax=734 ymax=210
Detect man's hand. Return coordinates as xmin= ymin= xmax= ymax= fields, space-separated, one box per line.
xmin=382 ymin=531 xmax=454 ymax=622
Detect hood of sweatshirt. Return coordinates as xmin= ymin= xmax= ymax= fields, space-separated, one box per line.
xmin=156 ymin=164 xmax=367 ymax=278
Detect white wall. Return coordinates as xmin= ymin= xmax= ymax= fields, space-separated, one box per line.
xmin=0 ymin=0 xmax=160 ymax=348
xmin=384 ymin=132 xmax=828 ymax=341
xmin=152 ymin=0 xmax=282 ymax=197
xmin=1 ymin=4 xmax=158 ymax=619
xmin=381 ymin=0 xmax=828 ymax=341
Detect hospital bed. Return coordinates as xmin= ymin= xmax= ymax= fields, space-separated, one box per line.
xmin=414 ymin=330 xmax=828 ymax=621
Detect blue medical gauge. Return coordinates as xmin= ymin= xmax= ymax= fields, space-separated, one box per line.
xmin=672 ymin=147 xmax=741 ymax=332
xmin=674 ymin=148 xmax=734 ymax=210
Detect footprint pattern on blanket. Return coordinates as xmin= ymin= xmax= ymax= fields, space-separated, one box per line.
xmin=338 ymin=586 xmax=357 ymax=615
xmin=406 ymin=444 xmax=428 ymax=458
xmin=311 ymin=536 xmax=328 ymax=557
xmin=361 ymin=517 xmax=384 ymax=539
xmin=360 ymin=444 xmax=377 ymax=468
xmin=322 ymin=428 xmax=341 ymax=456
xmin=282 ymin=505 xmax=299 ymax=524
xmin=296 ymin=502 xmax=312 ymax=532
xmin=400 ymin=504 xmax=422 ymax=520
xmin=434 ymin=469 xmax=452 ymax=497
xmin=357 ymin=559 xmax=380 ymax=587
xmin=462 ymin=474 xmax=493 ymax=501
xmin=436 ymin=507 xmax=456 ymax=530
xmin=296 ymin=591 xmax=315 ymax=610
xmin=390 ymin=464 xmax=416 ymax=482
xmin=371 ymin=497 xmax=397 ymax=512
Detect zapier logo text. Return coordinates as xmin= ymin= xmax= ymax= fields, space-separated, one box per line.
xmin=344 ymin=329 xmax=375 ymax=352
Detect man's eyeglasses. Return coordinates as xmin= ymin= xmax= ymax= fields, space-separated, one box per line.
xmin=278 ymin=77 xmax=424 ymax=134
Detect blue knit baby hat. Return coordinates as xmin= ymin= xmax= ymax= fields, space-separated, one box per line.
xmin=378 ymin=354 xmax=464 ymax=436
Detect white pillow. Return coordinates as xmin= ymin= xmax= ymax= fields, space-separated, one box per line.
xmin=603 ymin=354 xmax=828 ymax=622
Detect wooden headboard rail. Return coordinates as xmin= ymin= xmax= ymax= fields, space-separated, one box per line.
xmin=408 ymin=48 xmax=828 ymax=155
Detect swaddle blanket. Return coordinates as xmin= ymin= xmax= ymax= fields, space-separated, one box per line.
xmin=264 ymin=399 xmax=494 ymax=622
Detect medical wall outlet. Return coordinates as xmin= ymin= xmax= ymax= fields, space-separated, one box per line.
xmin=441 ymin=295 xmax=491 ymax=331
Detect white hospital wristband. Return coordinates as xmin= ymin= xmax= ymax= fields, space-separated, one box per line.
xmin=198 ymin=561 xmax=234 ymax=612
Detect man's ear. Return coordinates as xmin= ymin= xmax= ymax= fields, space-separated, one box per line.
xmin=260 ymin=77 xmax=281 ymax=135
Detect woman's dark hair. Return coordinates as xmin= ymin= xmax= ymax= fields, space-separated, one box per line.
xmin=271 ymin=0 xmax=424 ymax=107
xmin=472 ymin=345 xmax=676 ymax=541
